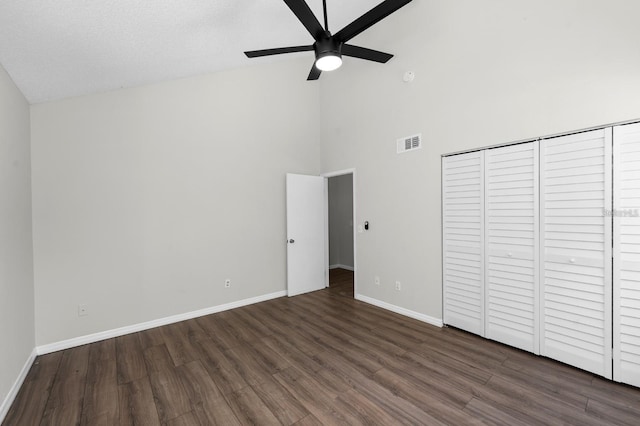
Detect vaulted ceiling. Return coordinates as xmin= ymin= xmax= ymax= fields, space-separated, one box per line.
xmin=0 ymin=0 xmax=386 ymax=103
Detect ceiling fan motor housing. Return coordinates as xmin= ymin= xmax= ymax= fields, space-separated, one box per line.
xmin=314 ymin=36 xmax=342 ymax=60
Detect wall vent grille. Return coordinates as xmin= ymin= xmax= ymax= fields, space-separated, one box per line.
xmin=397 ymin=134 xmax=422 ymax=153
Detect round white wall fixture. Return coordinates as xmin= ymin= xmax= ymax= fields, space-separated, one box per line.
xmin=403 ymin=71 xmax=415 ymax=82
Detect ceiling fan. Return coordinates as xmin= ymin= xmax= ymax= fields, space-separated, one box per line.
xmin=244 ymin=0 xmax=413 ymax=80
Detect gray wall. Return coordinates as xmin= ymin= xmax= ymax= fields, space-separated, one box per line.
xmin=320 ymin=0 xmax=640 ymax=320
xmin=328 ymin=174 xmax=353 ymax=269
xmin=0 ymin=64 xmax=34 ymax=413
xmin=31 ymin=58 xmax=321 ymax=345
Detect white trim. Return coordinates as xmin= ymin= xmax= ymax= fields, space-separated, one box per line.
xmin=324 ymin=178 xmax=330 ymax=288
xmin=0 ymin=348 xmax=37 ymax=423
xmin=329 ymin=264 xmax=354 ymax=271
xmin=36 ymin=291 xmax=286 ymax=355
xmin=322 ymin=168 xmax=356 ymax=178
xmin=355 ymin=294 xmax=443 ymax=328
xmin=442 ymin=118 xmax=640 ymax=157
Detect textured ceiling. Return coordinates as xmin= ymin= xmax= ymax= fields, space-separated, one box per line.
xmin=0 ymin=0 xmax=390 ymax=103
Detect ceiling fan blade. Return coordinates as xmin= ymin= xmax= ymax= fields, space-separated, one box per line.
xmin=244 ymin=45 xmax=314 ymax=58
xmin=335 ymin=0 xmax=413 ymax=43
xmin=284 ymin=0 xmax=326 ymax=40
xmin=342 ymin=44 xmax=393 ymax=63
xmin=307 ymin=64 xmax=322 ymax=80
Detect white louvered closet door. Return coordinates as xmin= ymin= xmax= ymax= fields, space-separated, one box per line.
xmin=484 ymin=142 xmax=539 ymax=354
xmin=613 ymin=123 xmax=640 ymax=387
xmin=443 ymin=151 xmax=485 ymax=336
xmin=540 ymin=129 xmax=612 ymax=379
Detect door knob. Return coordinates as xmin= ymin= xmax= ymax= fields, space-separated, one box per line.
xmin=288 ymin=239 xmax=295 ymax=243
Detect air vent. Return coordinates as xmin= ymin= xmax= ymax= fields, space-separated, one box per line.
xmin=396 ymin=134 xmax=422 ymax=154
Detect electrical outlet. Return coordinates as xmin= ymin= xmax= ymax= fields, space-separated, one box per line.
xmin=78 ymin=304 xmax=88 ymax=316
xmin=395 ymin=281 xmax=401 ymax=291
xmin=374 ymin=276 xmax=380 ymax=285
xmin=224 ymin=279 xmax=231 ymax=288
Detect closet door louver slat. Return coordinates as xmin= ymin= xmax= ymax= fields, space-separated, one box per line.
xmin=613 ymin=123 xmax=640 ymax=387
xmin=443 ymin=151 xmax=485 ymax=335
xmin=540 ymin=129 xmax=612 ymax=379
xmin=485 ymin=142 xmax=539 ymax=354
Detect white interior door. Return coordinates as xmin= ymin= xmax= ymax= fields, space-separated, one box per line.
xmin=442 ymin=151 xmax=485 ymax=336
xmin=286 ymin=173 xmax=326 ymax=297
xmin=613 ymin=123 xmax=640 ymax=387
xmin=540 ymin=129 xmax=612 ymax=379
xmin=485 ymin=142 xmax=539 ymax=354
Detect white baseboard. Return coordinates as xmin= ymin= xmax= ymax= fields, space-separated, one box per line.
xmin=329 ymin=264 xmax=354 ymax=271
xmin=0 ymin=347 xmax=37 ymax=424
xmin=36 ymin=290 xmax=287 ymax=355
xmin=355 ymin=294 xmax=443 ymax=328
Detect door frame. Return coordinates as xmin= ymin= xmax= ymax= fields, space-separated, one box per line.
xmin=322 ymin=168 xmax=357 ymax=297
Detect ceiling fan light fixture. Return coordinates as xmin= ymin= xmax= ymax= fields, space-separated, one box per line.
xmin=315 ymin=52 xmax=342 ymax=71
xmin=243 ymin=0 xmax=414 ymax=80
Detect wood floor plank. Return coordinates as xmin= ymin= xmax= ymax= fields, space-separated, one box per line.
xmin=166 ymin=411 xmax=201 ymax=426
xmin=176 ymin=360 xmax=224 ymax=403
xmin=116 ymin=333 xmax=147 ymax=384
xmin=224 ymin=385 xmax=281 ymax=425
xmin=198 ymin=357 xmax=249 ymax=396
xmin=250 ymin=376 xmax=310 ymax=425
xmin=403 ymin=346 xmax=492 ymax=386
xmin=230 ymin=306 xmax=275 ymax=338
xmin=215 ymin=310 xmax=263 ymax=345
xmin=490 ymin=358 xmax=590 ymax=410
xmin=24 ymin=350 xmax=63 ymax=384
xmin=312 ymin=349 xmax=443 ymax=425
xmin=586 ymin=397 xmax=640 ymax=426
xmin=192 ymin=392 xmax=241 ymax=426
xmin=195 ymin=314 xmax=245 ymax=350
xmin=138 ymin=326 xmax=166 ymax=350
xmin=148 ymin=366 xmax=192 ymax=424
xmin=43 ymin=344 xmax=90 ymax=422
xmin=291 ymin=413 xmax=325 ymax=426
xmin=81 ymin=340 xmax=118 ymax=425
xmin=585 ymin=375 xmax=640 ymax=408
xmin=2 ymin=379 xmax=53 ymax=425
xmin=252 ymin=305 xmax=327 ymax=356
xmin=161 ymin=321 xmax=204 ymax=366
xmin=40 ymin=399 xmax=84 ymax=426
xmin=117 ymin=377 xmax=161 ymax=425
xmin=5 ymin=268 xmax=640 ymax=426
xmin=272 ymin=367 xmax=362 ymax=425
xmin=463 ymin=397 xmax=532 ymax=426
xmin=314 ymin=310 xmax=407 ymax=357
xmin=336 ymin=388 xmax=418 ymax=425
xmin=143 ymin=343 xmax=175 ymax=375
xmin=2 ymin=351 xmax=63 ymax=425
xmin=373 ymin=367 xmax=480 ymax=425
xmin=260 ymin=335 xmax=324 ymax=376
xmin=221 ymin=343 xmax=277 ymax=387
xmin=293 ymin=319 xmax=384 ymax=376
xmin=80 ymin=389 xmax=118 ymax=426
xmin=480 ymin=375 xmax=607 ymax=426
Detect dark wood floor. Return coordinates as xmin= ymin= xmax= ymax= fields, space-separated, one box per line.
xmin=4 ymin=268 xmax=640 ymax=425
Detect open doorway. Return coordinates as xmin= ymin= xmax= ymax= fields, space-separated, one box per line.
xmin=326 ymin=172 xmax=355 ymax=298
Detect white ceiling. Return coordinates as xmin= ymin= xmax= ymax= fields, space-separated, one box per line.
xmin=0 ymin=0 xmax=389 ymax=103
